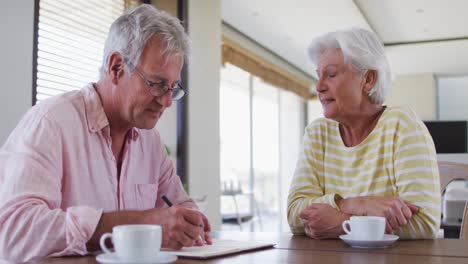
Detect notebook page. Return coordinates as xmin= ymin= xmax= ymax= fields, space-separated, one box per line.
xmin=163 ymin=239 xmax=275 ymax=259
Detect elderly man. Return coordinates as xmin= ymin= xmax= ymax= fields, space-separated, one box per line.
xmin=0 ymin=4 xmax=211 ymax=262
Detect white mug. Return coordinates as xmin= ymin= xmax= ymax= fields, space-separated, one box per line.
xmin=100 ymin=224 xmax=162 ymax=261
xmin=342 ymin=216 xmax=385 ymax=240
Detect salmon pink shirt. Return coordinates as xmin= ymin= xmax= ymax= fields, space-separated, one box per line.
xmin=0 ymin=84 xmax=195 ymax=262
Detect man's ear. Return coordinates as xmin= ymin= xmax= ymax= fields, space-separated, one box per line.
xmin=107 ymin=52 xmax=125 ymax=84
xmin=363 ymin=70 xmax=377 ymax=94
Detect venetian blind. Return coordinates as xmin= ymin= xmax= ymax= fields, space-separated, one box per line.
xmin=35 ymin=0 xmax=137 ymax=103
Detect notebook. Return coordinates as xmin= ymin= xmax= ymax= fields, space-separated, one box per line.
xmin=163 ymin=239 xmax=275 ymax=259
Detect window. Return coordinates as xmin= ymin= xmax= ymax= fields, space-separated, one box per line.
xmin=307 ymin=93 xmax=323 ymax=123
xmin=34 ymin=0 xmax=127 ymax=103
xmin=220 ymin=63 xmax=309 ymax=232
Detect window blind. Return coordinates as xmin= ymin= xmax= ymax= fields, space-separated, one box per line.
xmin=35 ymin=0 xmax=129 ymax=103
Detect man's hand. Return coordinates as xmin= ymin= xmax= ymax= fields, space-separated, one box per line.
xmin=200 ymin=213 xmax=213 ymax=246
xmin=338 ymin=196 xmax=419 ymax=233
xmin=299 ymin=203 xmax=350 ymax=239
xmin=142 ymin=206 xmax=210 ymax=249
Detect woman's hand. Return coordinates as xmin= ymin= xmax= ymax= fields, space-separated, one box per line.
xmin=338 ymin=196 xmax=419 ymax=233
xmin=299 ymin=203 xmax=350 ymax=239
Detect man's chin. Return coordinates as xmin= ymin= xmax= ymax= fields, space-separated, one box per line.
xmin=136 ymin=118 xmax=159 ymax=130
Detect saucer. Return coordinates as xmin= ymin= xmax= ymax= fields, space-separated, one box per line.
xmin=96 ymin=252 xmax=177 ymax=264
xmin=339 ymin=234 xmax=399 ymax=249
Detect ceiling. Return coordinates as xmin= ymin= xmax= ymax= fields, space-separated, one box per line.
xmin=221 ymin=0 xmax=468 ymax=79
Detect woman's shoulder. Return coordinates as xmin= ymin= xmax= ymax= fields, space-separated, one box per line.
xmin=305 ymin=117 xmax=335 ymax=132
xmin=385 ymin=106 xmax=422 ymax=123
xmin=381 ymin=106 xmax=424 ymax=128
xmin=304 ymin=117 xmax=339 ymax=142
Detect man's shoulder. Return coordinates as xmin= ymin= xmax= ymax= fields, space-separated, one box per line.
xmin=32 ymin=90 xmax=85 ymax=123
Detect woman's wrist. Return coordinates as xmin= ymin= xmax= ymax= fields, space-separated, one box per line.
xmin=337 ymin=197 xmax=365 ymax=216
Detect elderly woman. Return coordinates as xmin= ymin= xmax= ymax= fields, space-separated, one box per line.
xmin=287 ymin=28 xmax=441 ymax=239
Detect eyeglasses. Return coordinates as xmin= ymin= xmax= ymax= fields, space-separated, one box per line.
xmin=126 ymin=61 xmax=185 ymax=101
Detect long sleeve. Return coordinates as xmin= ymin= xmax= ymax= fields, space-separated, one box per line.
xmin=393 ymin=121 xmax=441 ymax=239
xmin=0 ymin=112 xmax=101 ymax=262
xmin=287 ymin=123 xmax=341 ymax=234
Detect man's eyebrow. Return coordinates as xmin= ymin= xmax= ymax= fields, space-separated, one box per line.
xmin=148 ymin=73 xmax=168 ymax=82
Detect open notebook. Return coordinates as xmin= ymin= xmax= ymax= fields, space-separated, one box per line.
xmin=163 ymin=239 xmax=275 ymax=259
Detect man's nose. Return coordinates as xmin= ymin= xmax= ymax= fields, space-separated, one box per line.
xmin=157 ymin=91 xmax=173 ymax=107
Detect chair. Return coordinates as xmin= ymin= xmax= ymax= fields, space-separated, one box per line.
xmin=438 ymin=161 xmax=468 ymax=238
xmin=221 ymin=181 xmax=263 ymax=231
xmin=460 ymin=202 xmax=468 ymax=239
xmin=438 ymin=161 xmax=468 ymax=194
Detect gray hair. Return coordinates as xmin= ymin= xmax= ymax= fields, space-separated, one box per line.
xmin=99 ymin=4 xmax=190 ymax=78
xmin=308 ymin=28 xmax=391 ymax=104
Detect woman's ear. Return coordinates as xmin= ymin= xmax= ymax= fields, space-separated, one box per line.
xmin=107 ymin=52 xmax=125 ymax=84
xmin=363 ymin=70 xmax=377 ymax=94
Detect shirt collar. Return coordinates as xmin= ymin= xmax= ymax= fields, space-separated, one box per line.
xmin=82 ymin=83 xmax=140 ymax=141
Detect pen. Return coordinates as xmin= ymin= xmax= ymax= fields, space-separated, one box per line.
xmin=161 ymin=195 xmax=173 ymax=207
xmin=161 ymin=195 xmax=205 ymax=243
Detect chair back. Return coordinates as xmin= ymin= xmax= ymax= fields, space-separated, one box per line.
xmin=438 ymin=161 xmax=468 ymax=194
xmin=460 ymin=202 xmax=468 ymax=240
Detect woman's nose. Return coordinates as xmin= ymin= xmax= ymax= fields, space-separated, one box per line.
xmin=315 ymin=78 xmax=326 ymax=92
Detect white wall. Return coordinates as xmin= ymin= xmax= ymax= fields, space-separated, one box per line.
xmin=437 ymin=75 xmax=468 ymax=156
xmin=187 ymin=0 xmax=222 ymax=229
xmin=437 ymin=75 xmax=468 ymax=120
xmin=386 ymin=73 xmax=437 ymax=120
xmin=438 ymin=154 xmax=468 ymax=164
xmin=0 ymin=2 xmax=35 ymax=145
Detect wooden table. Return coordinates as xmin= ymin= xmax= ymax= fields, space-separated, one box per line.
xmin=33 ymin=232 xmax=468 ymax=264
xmin=35 ymin=249 xmax=468 ymax=264
xmin=214 ymin=231 xmax=468 ymax=257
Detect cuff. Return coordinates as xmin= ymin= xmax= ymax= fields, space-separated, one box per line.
xmin=331 ymin=194 xmax=343 ymax=211
xmin=63 ymin=206 xmax=103 ymax=255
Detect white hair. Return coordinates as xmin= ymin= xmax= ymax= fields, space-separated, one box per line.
xmin=99 ymin=4 xmax=190 ymax=78
xmin=308 ymin=28 xmax=391 ymax=104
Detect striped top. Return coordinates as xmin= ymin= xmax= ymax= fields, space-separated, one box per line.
xmin=287 ymin=106 xmax=441 ymax=239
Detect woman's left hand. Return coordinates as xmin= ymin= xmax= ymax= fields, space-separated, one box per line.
xmin=299 ymin=203 xmax=350 ymax=239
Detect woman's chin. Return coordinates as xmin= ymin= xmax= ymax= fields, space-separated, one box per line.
xmin=322 ymin=109 xmax=336 ymax=120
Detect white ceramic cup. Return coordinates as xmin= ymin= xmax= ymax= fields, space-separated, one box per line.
xmin=100 ymin=224 xmax=162 ymax=261
xmin=342 ymin=216 xmax=385 ymax=240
